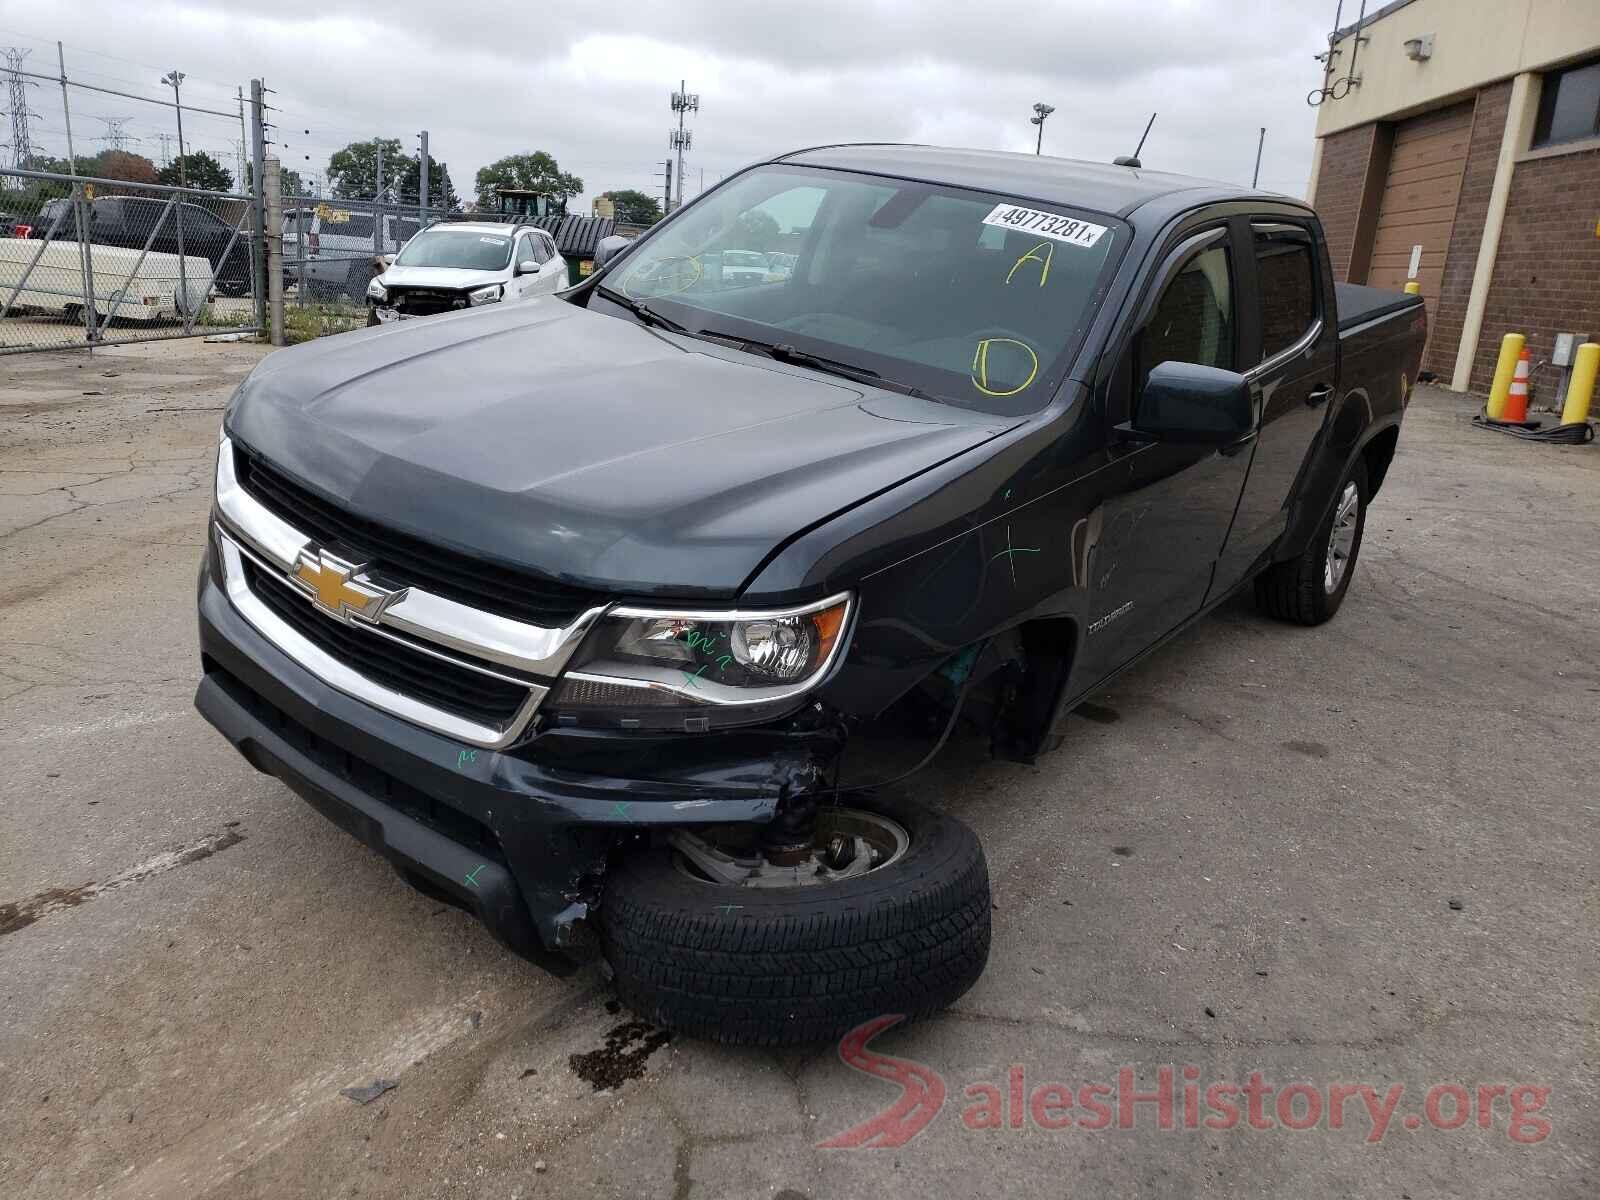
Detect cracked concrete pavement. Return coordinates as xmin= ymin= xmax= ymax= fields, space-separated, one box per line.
xmin=0 ymin=339 xmax=1595 ymax=1198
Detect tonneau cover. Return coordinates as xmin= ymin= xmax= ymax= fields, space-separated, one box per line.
xmin=1336 ymin=281 xmax=1423 ymax=333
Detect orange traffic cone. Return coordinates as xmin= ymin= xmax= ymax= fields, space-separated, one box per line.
xmin=1504 ymin=348 xmax=1531 ymax=423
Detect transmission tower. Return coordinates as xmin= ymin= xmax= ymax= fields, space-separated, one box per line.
xmin=95 ymin=116 xmax=138 ymax=151
xmin=157 ymin=131 xmax=174 ymax=166
xmin=3 ymin=48 xmax=42 ymax=169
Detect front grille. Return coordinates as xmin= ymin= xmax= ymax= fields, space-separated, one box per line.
xmin=390 ymin=287 xmax=466 ymax=316
xmin=235 ymin=446 xmax=603 ymax=628
xmin=210 ymin=662 xmax=505 ymax=862
xmin=243 ymin=557 xmax=530 ymax=725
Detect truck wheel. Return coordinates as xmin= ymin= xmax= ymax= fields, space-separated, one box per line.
xmin=599 ymin=794 xmax=991 ymax=1046
xmin=1254 ymin=458 xmax=1369 ymax=625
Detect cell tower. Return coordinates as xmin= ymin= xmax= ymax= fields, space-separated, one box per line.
xmin=668 ymin=80 xmax=697 ymax=212
xmin=3 ymin=48 xmax=41 ymax=169
xmin=95 ymin=116 xmax=138 ymax=151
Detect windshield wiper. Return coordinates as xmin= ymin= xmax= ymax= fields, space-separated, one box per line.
xmin=715 ymin=336 xmax=932 ymax=399
xmin=595 ymin=285 xmax=687 ymax=334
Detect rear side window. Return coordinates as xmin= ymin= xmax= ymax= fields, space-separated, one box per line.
xmin=1253 ymin=226 xmax=1317 ymax=362
xmin=1139 ymin=242 xmax=1235 ymax=383
xmin=336 ymin=213 xmax=375 ymax=239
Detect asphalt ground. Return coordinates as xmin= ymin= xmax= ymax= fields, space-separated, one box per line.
xmin=1 ymin=338 xmax=1595 ymax=1198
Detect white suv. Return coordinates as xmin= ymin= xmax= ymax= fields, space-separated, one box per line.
xmin=366 ymin=222 xmax=567 ymax=323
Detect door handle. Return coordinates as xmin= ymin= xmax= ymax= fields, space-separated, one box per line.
xmin=1306 ymin=384 xmax=1334 ymax=408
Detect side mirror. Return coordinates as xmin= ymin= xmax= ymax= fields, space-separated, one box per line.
xmin=516 ymin=259 xmax=539 ymax=275
xmin=1119 ymin=361 xmax=1254 ymax=444
xmin=593 ymin=234 xmax=631 ymax=270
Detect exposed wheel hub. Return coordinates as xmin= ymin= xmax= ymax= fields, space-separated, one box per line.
xmin=670 ymin=808 xmax=911 ymax=888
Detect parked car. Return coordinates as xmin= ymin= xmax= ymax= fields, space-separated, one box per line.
xmin=282 ymin=207 xmax=422 ymax=303
xmin=197 ymin=146 xmax=1425 ymax=1046
xmin=34 ymin=196 xmax=254 ymax=296
xmin=364 ymin=221 xmax=566 ymax=323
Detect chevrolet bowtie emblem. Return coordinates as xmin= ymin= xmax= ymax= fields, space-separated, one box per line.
xmin=290 ymin=548 xmax=392 ymax=621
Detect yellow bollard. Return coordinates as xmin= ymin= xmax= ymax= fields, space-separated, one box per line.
xmin=1561 ymin=342 xmax=1599 ymax=425
xmin=1404 ymin=280 xmax=1421 ymax=295
xmin=1486 ymin=333 xmax=1526 ymax=420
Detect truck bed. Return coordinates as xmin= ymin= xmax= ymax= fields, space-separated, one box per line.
xmin=1335 ymin=281 xmax=1423 ymax=333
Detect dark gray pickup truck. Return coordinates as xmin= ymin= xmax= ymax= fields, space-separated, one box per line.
xmin=196 ymin=145 xmax=1425 ymax=1044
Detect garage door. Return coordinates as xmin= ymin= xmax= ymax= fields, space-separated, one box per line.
xmin=1365 ymin=102 xmax=1473 ymax=319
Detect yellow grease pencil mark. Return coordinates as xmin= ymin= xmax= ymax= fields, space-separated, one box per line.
xmin=1006 ymin=240 xmax=1054 ymax=287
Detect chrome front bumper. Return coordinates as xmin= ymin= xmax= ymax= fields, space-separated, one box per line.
xmin=212 ymin=437 xmax=606 ymax=747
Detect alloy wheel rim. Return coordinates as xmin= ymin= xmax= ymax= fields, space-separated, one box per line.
xmin=1324 ymin=481 xmax=1360 ymax=594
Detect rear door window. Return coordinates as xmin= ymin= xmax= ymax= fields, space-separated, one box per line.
xmin=1253 ymin=225 xmax=1318 ymax=362
xmin=339 ymin=213 xmax=375 ymax=240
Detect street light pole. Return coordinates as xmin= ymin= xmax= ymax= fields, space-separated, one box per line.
xmin=162 ymin=70 xmax=186 ymax=184
xmin=1030 ymin=102 xmax=1055 ymax=155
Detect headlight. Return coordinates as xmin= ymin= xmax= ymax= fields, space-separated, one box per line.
xmin=366 ymin=277 xmax=387 ymax=302
xmin=468 ymin=283 xmax=503 ymax=305
xmin=549 ymin=593 xmax=851 ymax=731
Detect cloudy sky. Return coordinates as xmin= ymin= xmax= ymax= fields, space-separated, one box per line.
xmin=0 ymin=0 xmax=1338 ymax=207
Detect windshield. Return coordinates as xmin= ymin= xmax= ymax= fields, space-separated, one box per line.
xmin=599 ymin=164 xmax=1125 ymax=414
xmin=394 ymin=229 xmax=513 ymax=271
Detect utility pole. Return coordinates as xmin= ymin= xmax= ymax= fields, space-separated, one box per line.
xmin=162 ymin=70 xmax=186 ymax=184
xmin=418 ymin=129 xmax=429 ymax=220
xmin=1252 ymin=126 xmax=1267 ymax=188
xmin=656 ymin=158 xmax=673 ymax=215
xmin=669 ymin=81 xmax=697 ymax=212
xmin=1030 ymin=102 xmax=1055 ymax=155
xmin=3 ymin=48 xmax=40 ymax=170
xmin=250 ymin=78 xmax=268 ymax=329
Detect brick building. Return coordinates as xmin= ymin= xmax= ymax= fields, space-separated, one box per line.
xmin=1305 ymin=0 xmax=1600 ymax=394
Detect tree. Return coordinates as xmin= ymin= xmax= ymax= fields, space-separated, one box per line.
xmin=474 ymin=152 xmax=582 ymax=210
xmin=89 ymin=150 xmax=158 ymax=184
xmin=602 ymin=188 xmax=662 ymax=225
xmin=394 ymin=157 xmax=460 ymax=211
xmin=327 ymin=138 xmax=405 ymax=200
xmin=156 ymin=151 xmax=233 ymax=192
xmin=732 ymin=210 xmax=782 ymax=252
xmin=280 ymin=167 xmax=306 ymax=198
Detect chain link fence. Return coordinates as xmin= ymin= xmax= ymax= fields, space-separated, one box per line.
xmin=0 ymin=166 xmax=262 ymax=352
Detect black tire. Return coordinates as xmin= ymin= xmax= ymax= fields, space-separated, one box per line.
xmin=599 ymin=794 xmax=991 ymax=1046
xmin=1254 ymin=457 xmax=1369 ymax=625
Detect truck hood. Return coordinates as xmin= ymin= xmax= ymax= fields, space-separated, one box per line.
xmin=377 ymin=264 xmax=506 ymax=291
xmin=228 ymin=297 xmax=1013 ymax=599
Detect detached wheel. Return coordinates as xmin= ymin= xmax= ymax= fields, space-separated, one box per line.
xmin=1255 ymin=457 xmax=1368 ymax=625
xmin=599 ymin=795 xmax=991 ymax=1045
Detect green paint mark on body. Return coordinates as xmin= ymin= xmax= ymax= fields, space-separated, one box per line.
xmin=464 ymin=864 xmax=486 ymax=888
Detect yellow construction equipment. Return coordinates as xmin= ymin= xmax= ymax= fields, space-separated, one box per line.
xmin=1486 ymin=333 xmax=1525 ymax=420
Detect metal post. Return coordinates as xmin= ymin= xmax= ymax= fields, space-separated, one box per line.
xmin=264 ymin=155 xmax=284 ymax=346
xmin=1252 ymin=127 xmax=1267 ymax=188
xmin=57 ymin=42 xmax=97 ymax=344
xmin=418 ymin=130 xmax=429 ymax=223
xmin=249 ymin=79 xmax=268 ymax=331
xmin=373 ymin=138 xmax=383 ymax=259
xmin=295 ymin=203 xmax=306 ymax=308
xmin=237 ymin=86 xmax=248 ymax=185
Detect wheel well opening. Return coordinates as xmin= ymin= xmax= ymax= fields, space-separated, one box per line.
xmin=1361 ymin=426 xmax=1400 ymax=497
xmin=993 ymin=616 xmax=1078 ymax=764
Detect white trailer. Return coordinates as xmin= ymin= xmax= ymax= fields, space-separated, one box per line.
xmin=0 ymin=237 xmax=213 ymax=323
